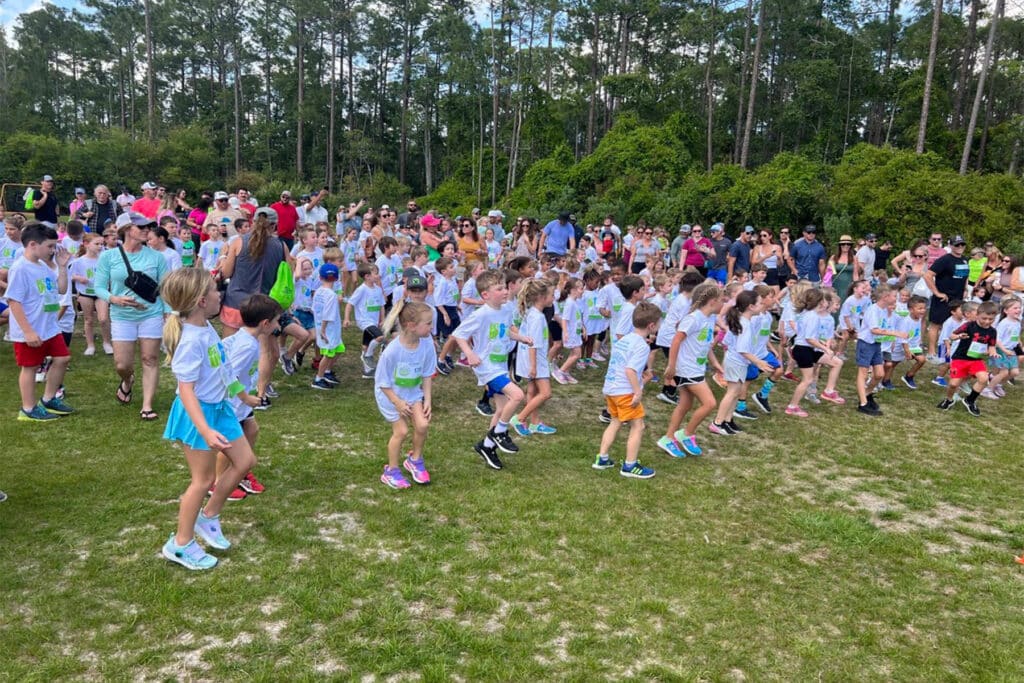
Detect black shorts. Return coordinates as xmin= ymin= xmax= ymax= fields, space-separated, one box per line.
xmin=792 ymin=345 xmax=822 ymax=369
xmin=677 ymin=375 xmax=706 ymax=386
xmin=543 ymin=305 xmax=562 ymax=343
xmin=655 ymin=345 xmax=670 ymax=357
xmin=77 ymin=293 xmax=98 ymax=301
xmin=362 ymin=326 xmax=384 ymax=346
xmin=438 ymin=305 xmax=460 ymax=338
xmin=928 ymin=299 xmax=951 ymax=325
xmin=630 ymin=261 xmax=646 ymax=274
xmin=764 ymin=268 xmax=779 ymax=286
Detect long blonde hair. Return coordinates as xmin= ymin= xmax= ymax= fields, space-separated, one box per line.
xmin=517 ymin=278 xmax=551 ymax=317
xmin=161 ymin=268 xmax=215 ymax=363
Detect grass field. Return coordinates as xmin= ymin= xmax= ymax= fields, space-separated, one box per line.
xmin=2 ymin=326 xmax=1024 ymax=681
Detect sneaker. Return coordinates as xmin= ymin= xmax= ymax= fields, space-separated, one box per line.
xmin=530 ymin=422 xmax=557 ymax=435
xmin=280 ymin=355 xmax=296 ymax=376
xmin=674 ymin=432 xmax=703 ymax=456
xmin=752 ymin=392 xmax=771 ymax=414
xmin=591 ymin=351 xmax=606 ymax=362
xmin=857 ymin=403 xmax=880 ymax=416
xmin=35 ymin=369 xmax=46 ymax=383
xmin=586 ymin=359 xmax=599 ymax=369
xmin=592 ymin=455 xmax=616 ymax=470
xmin=880 ymin=380 xmax=895 ymax=391
xmin=963 ymin=400 xmax=981 ymax=417
xmin=734 ymin=407 xmax=758 ymax=421
xmin=265 ymin=383 xmax=280 ymax=398
xmin=40 ymin=397 xmax=74 ymax=415
xmin=980 ymin=388 xmax=999 ymax=400
xmin=866 ymin=393 xmax=879 ymax=411
xmin=959 ymin=383 xmax=972 ymax=396
xmin=490 ymin=429 xmax=519 ymax=454
xmin=820 ymin=390 xmax=846 ymax=405
xmin=564 ymin=373 xmax=579 ymax=385
xmin=381 ymin=465 xmax=412 ymax=489
xmin=931 ymin=376 xmax=948 ymax=387
xmin=238 ymin=471 xmax=265 ymax=494
xmin=993 ymin=385 xmax=1006 ymax=398
xmin=475 ymin=400 xmax=495 ymax=417
xmin=474 ymin=440 xmax=503 ymax=470
xmin=361 ymin=368 xmax=375 ymax=379
xmin=769 ymin=331 xmax=781 ymax=343
xmin=785 ymin=405 xmax=809 ymax=417
xmin=402 ymin=455 xmax=431 ymax=484
xmin=576 ymin=360 xmax=588 ymax=371
xmin=321 ymin=372 xmax=340 ymax=386
xmin=552 ymin=368 xmax=569 ymax=385
xmin=726 ymin=420 xmax=743 ymax=433
xmin=362 ymin=353 xmax=377 ymax=371
xmin=901 ymin=374 xmax=918 ymax=390
xmin=0 ymin=490 xmax=6 ymax=503
xmin=55 ymin=385 xmax=65 ymax=400
xmin=782 ymin=371 xmax=798 ymax=382
xmin=509 ymin=416 xmax=531 ymax=437
xmin=620 ymin=460 xmax=655 ymax=479
xmin=926 ymin=354 xmax=943 ymax=365
xmin=84 ymin=346 xmax=96 ymax=356
xmin=657 ymin=435 xmax=687 ymax=458
xmin=254 ymin=395 xmax=272 ymax=409
xmin=162 ymin=534 xmax=217 ymax=570
xmin=937 ymin=398 xmax=956 ymax=411
xmin=656 ymin=391 xmax=678 ymax=405
xmin=437 ymin=360 xmax=452 ymax=376
xmin=103 ymin=342 xmax=114 ymax=355
xmin=598 ymin=409 xmax=612 ymax=424
xmin=456 ymin=357 xmax=472 ymax=368
xmin=806 ymin=393 xmax=821 ymax=405
xmin=311 ymin=377 xmax=334 ymax=390
xmin=708 ymin=422 xmax=732 ymax=436
xmin=208 ymin=484 xmax=247 ymax=501
xmin=194 ymin=511 xmax=231 ymax=550
xmin=18 ymin=405 xmax=60 ymax=422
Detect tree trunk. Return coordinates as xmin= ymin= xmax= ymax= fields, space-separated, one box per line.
xmin=917 ymin=0 xmax=943 ymax=154
xmin=960 ymin=0 xmax=1003 ymax=174
xmin=399 ymin=7 xmax=413 ymax=185
xmin=952 ymin=0 xmax=981 ymax=130
xmin=586 ymin=15 xmax=599 ymax=155
xmin=975 ymin=35 xmax=1001 ymax=171
xmin=739 ymin=0 xmax=766 ymax=169
xmin=296 ymin=16 xmax=305 ymax=178
xmin=328 ymin=23 xmax=337 ymax=189
xmin=734 ymin=0 xmax=753 ymax=163
xmin=704 ymin=0 xmax=717 ymax=171
xmin=144 ymin=0 xmax=155 ymax=142
xmin=491 ymin=0 xmax=502 ymax=205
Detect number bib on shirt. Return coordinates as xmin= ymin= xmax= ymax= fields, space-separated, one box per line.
xmin=966 ymin=340 xmax=988 ymax=359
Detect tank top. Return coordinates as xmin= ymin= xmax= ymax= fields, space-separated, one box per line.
xmin=224 ymin=233 xmax=285 ymax=309
xmin=634 ymin=240 xmax=657 ymax=263
xmin=760 ymin=246 xmax=778 ymax=268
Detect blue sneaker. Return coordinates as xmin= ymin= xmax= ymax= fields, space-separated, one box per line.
xmin=656 ymin=435 xmax=686 ymax=458
xmin=509 ymin=416 xmax=531 ymax=437
xmin=18 ymin=405 xmax=60 ymax=422
xmin=40 ymin=397 xmax=74 ymax=415
xmin=162 ymin=534 xmax=218 ymax=570
xmin=311 ymin=377 xmax=334 ymax=390
xmin=529 ymin=422 xmax=557 ymax=435
xmin=194 ymin=511 xmax=231 ymax=550
xmin=880 ymin=380 xmax=895 ymax=391
xmin=931 ymin=376 xmax=948 ymax=387
xmin=674 ymin=431 xmax=703 ymax=456
xmin=592 ymin=455 xmax=616 ymax=470
xmin=620 ymin=460 xmax=655 ymax=479
xmin=901 ymin=374 xmax=918 ymax=390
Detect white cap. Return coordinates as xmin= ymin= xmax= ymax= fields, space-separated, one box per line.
xmin=488 ymin=209 xmax=504 ymax=218
xmin=115 ymin=212 xmax=153 ymax=229
xmin=214 ymin=191 xmax=229 ymax=200
xmin=141 ymin=181 xmax=157 ymax=190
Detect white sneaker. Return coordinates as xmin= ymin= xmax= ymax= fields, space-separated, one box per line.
xmin=980 ymin=388 xmax=1000 ymax=400
xmin=926 ymin=354 xmax=943 ymax=365
xmin=103 ymin=342 xmax=114 ymax=355
xmin=552 ymin=368 xmax=569 ymax=385
xmin=83 ymin=346 xmax=96 ymax=356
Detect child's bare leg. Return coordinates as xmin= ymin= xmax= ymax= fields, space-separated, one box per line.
xmin=665 ymin=388 xmax=693 ymax=437
xmin=791 ymin=368 xmax=814 ymax=406
xmin=204 ymin=437 xmax=256 ymax=518
xmin=42 ymin=355 xmax=69 ymax=401
xmin=410 ymin=404 xmax=429 ymax=459
xmin=624 ymin=418 xmax=645 ymax=464
xmin=518 ymin=379 xmax=551 ymax=424
xmin=177 ymin=447 xmax=216 ymax=545
xmin=18 ymin=367 xmax=37 ymax=411
xmin=598 ymin=417 xmax=622 ymax=455
xmin=685 ymin=383 xmax=717 ymax=435
xmin=560 ymin=347 xmax=581 ymax=374
xmin=387 ymin=418 xmax=409 ymax=469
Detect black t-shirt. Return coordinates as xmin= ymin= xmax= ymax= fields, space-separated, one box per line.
xmin=728 ymin=240 xmax=751 ymax=271
xmin=929 ymin=254 xmax=969 ymax=300
xmin=710 ymin=237 xmax=732 ymax=269
xmin=951 ymin=321 xmax=996 ymax=360
xmin=32 ymin=189 xmax=59 ymax=224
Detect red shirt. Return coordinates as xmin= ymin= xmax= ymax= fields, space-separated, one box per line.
xmin=683 ymin=237 xmax=713 ymax=268
xmin=131 ymin=197 xmax=160 ymax=219
xmin=270 ymin=201 xmax=300 ymax=240
xmin=239 ymin=202 xmax=257 ymax=217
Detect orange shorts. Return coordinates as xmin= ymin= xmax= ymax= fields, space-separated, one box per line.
xmin=219 ymin=305 xmax=242 ymax=330
xmin=605 ymin=393 xmax=645 ymax=422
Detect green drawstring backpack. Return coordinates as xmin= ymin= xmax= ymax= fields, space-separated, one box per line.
xmin=269 ymin=261 xmax=295 ymax=309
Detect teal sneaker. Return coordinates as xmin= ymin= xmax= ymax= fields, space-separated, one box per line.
xmin=509 ymin=416 xmax=531 ymax=437
xmin=592 ymin=455 xmax=616 ymax=470
xmin=620 ymin=460 xmax=655 ymax=479
xmin=18 ymin=405 xmax=60 ymax=422
xmin=674 ymin=431 xmax=703 ymax=456
xmin=529 ymin=422 xmax=557 ymax=435
xmin=40 ymin=397 xmax=74 ymax=415
xmin=194 ymin=511 xmax=231 ymax=550
xmin=162 ymin=534 xmax=218 ymax=570
xmin=657 ymin=435 xmax=686 ymax=458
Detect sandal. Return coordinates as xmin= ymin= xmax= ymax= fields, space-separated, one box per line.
xmin=139 ymin=409 xmax=158 ymax=421
xmin=116 ymin=377 xmax=134 ymax=404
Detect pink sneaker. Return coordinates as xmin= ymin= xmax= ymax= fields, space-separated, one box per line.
xmin=592 ymin=351 xmax=606 ymax=362
xmin=552 ymin=369 xmax=569 ymax=385
xmin=820 ymin=391 xmax=846 ymax=405
xmin=565 ymin=373 xmax=579 ymax=385
xmin=402 ymin=454 xmax=431 ymax=485
xmin=381 ymin=465 xmax=411 ymax=489
xmin=784 ymin=405 xmax=809 ymax=417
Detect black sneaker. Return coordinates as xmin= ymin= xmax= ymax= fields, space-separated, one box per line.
xmin=436 ymin=360 xmax=451 ymax=376
xmin=598 ymin=409 xmax=612 ymax=424
xmin=866 ymin=393 xmax=879 ymax=411
xmin=937 ymin=397 xmax=956 ymax=411
xmin=490 ymin=429 xmax=519 ymax=454
xmin=963 ymin=400 xmax=981 ymax=417
xmin=655 ymin=391 xmax=678 ymax=405
xmin=726 ymin=420 xmax=743 ymax=433
xmin=734 ymin=408 xmax=758 ymax=421
xmin=295 ymin=351 xmax=305 ymax=367
xmin=280 ymin=355 xmax=296 ymax=376
xmin=265 ymin=383 xmax=280 ymax=398
xmin=752 ymin=392 xmax=771 ymax=413
xmin=322 ymin=372 xmax=340 ymax=386
xmin=254 ymin=395 xmax=272 ymax=410
xmin=474 ymin=440 xmax=503 ymax=470
xmin=476 ymin=400 xmax=495 ymax=417
xmin=857 ymin=403 xmax=879 ymax=416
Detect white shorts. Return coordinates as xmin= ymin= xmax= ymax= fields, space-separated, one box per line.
xmin=724 ymin=357 xmax=750 ymax=383
xmin=375 ymin=391 xmax=422 ymax=423
xmin=111 ymin=316 xmax=164 ymax=342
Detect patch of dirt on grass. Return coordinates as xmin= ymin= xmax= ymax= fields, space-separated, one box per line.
xmin=313 ymin=658 xmax=347 ymax=675
xmin=315 ymin=511 xmax=362 ymax=547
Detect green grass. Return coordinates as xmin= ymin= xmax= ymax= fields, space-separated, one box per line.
xmin=2 ymin=329 xmax=1024 ymax=680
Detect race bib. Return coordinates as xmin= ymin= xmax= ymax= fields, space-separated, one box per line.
xmin=966 ymin=340 xmax=988 ymax=359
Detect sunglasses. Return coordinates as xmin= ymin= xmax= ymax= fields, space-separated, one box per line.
xmin=780 ymin=231 xmax=789 ymax=235
xmin=913 ymin=254 xmax=926 ymax=258
xmin=930 ymin=237 xmax=942 ymax=242
xmin=1002 ymin=258 xmax=1011 ymax=262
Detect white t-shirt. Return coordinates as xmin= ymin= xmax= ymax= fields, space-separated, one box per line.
xmin=69 ymin=255 xmax=98 ymax=296
xmin=996 ymin=317 xmax=1020 ymax=349
xmin=516 ymin=307 xmax=551 ymax=379
xmin=562 ymin=297 xmax=584 ymax=347
xmin=615 ymin=301 xmax=637 ymax=338
xmin=348 ymin=283 xmax=385 ymax=330
xmin=0 ymin=236 xmax=24 ymax=270
xmin=602 ymin=332 xmax=650 ymax=396
xmin=294 ymin=276 xmax=317 ymax=311
xmin=199 ymin=239 xmax=225 ymax=271
xmin=724 ymin=317 xmax=756 ymax=365
xmin=816 ymin=312 xmax=835 ymax=344
xmin=435 ymin=275 xmax=460 ymax=308
xmin=157 ymin=247 xmax=182 ymax=273
xmin=855 ymin=245 xmax=875 ymax=277
xmin=452 ymin=304 xmax=514 ymax=385
xmin=938 ymin=316 xmax=962 ymax=352
xmin=752 ymin=311 xmax=773 ymax=357
xmin=600 ymin=282 xmax=625 ymax=332
xmin=858 ymin=303 xmax=894 ymax=345
xmin=376 ymin=254 xmax=403 ymax=295
xmin=794 ymin=310 xmax=819 ymax=347
xmin=223 ymin=328 xmax=261 ymax=419
xmin=5 ymin=258 xmax=62 ymax=341
xmin=312 ymin=285 xmax=342 ymax=348
xmin=171 ymin=322 xmax=237 ymax=403
xmin=674 ymin=310 xmax=716 ymax=378
xmin=57 ymin=279 xmax=76 ymax=333
xmin=60 ymin=236 xmax=82 ymax=257
xmin=840 ymin=294 xmax=871 ymax=331
xmin=656 ymin=294 xmax=692 ymax=348
xmin=374 ymin=336 xmax=437 ymax=405
xmin=293 ymin=247 xmax=324 ymax=272
xmin=460 ymin=278 xmax=481 ymax=318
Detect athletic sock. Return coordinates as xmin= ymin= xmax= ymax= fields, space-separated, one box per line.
xmin=367 ymin=339 xmax=380 ymax=356
xmin=737 ymin=400 xmax=747 ymax=412
xmin=483 ymin=435 xmax=496 ymax=448
xmin=967 ymin=389 xmax=980 ymax=403
xmin=495 ymin=421 xmax=509 ymax=434
xmin=760 ymin=379 xmax=775 ymax=397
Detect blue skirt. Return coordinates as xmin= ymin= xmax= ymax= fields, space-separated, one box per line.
xmin=163 ymin=396 xmax=243 ymax=451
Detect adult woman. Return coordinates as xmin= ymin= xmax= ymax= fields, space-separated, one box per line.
xmin=69 ymin=188 xmax=88 ymax=217
xmin=627 ymin=227 xmax=661 ymax=274
xmin=156 ymin=194 xmax=179 ymax=227
xmin=220 ymin=207 xmax=293 ymax=400
xmin=978 ymin=248 xmax=1005 ymax=284
xmin=776 ymin=226 xmax=794 ymax=283
xmin=187 ymin=195 xmax=212 ymax=241
xmin=989 ymin=255 xmax=1018 ymax=303
xmin=896 ymin=241 xmax=930 ymax=295
xmin=94 ymin=214 xmax=168 ymax=421
xmin=1008 ymin=256 xmax=1024 ymax=301
xmin=680 ymin=225 xmax=713 ymax=275
xmin=173 ymin=189 xmax=191 ymax=218
xmin=826 ymin=235 xmax=856 ymax=297
xmin=751 ymin=228 xmax=783 ymax=288
xmin=457 ymin=218 xmax=486 ymax=267
xmin=418 ymin=213 xmax=443 ymax=257
xmin=514 ymin=218 xmax=537 ymax=257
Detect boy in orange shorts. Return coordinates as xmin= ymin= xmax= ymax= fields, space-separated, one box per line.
xmin=594 ymin=302 xmax=662 ymax=478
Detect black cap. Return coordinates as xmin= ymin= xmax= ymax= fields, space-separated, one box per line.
xmin=865 ymin=232 xmax=877 ymax=241
xmin=951 ymin=235 xmax=967 ymax=246
xmin=803 ymin=224 xmax=817 ymax=233
xmin=558 ymin=211 xmax=571 ymax=221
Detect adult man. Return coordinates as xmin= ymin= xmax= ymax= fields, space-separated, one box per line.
xmin=115 ymin=186 xmax=136 ymax=210
xmin=707 ymin=224 xmax=732 ymax=283
xmin=727 ymin=225 xmax=755 ymax=281
xmin=397 ymin=200 xmax=420 ymax=229
xmin=669 ymin=225 xmax=689 ymax=267
xmin=131 ymin=182 xmax=161 ymax=219
xmin=301 ymin=189 xmax=329 ymax=226
xmin=855 ymin=233 xmax=877 ymax=280
xmin=923 ymin=235 xmax=969 ymax=360
xmin=270 ymin=190 xmax=300 ymax=250
xmin=681 ymin=225 xmax=714 ymax=274
xmin=925 ymin=232 xmax=948 ymax=267
xmin=204 ymin=191 xmax=244 ymax=238
xmin=485 ymin=210 xmax=507 ymax=243
xmin=788 ymin=224 xmax=827 ymax=283
xmin=337 ymin=198 xmax=366 ymax=236
xmin=75 ymin=184 xmax=121 ymax=233
xmin=236 ymin=188 xmax=258 ymax=217
xmin=31 ymin=175 xmax=60 ymax=228
xmin=539 ymin=211 xmax=576 ymax=256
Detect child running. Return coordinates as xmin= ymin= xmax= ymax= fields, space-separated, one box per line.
xmin=311 ymin=263 xmax=345 ymax=390
xmin=785 ymin=289 xmax=845 ymax=417
xmin=711 ymin=290 xmax=770 ymax=435
xmin=510 ymin=279 xmax=556 ymax=437
xmin=938 ymin=300 xmax=999 ymax=416
xmin=986 ymin=298 xmax=1022 ymax=398
xmin=160 ymin=268 xmax=257 ymax=570
xmin=554 ymin=277 xmax=584 ymax=384
xmin=344 ymin=263 xmax=386 ymax=378
xmin=374 ymin=301 xmax=436 ymax=489
xmin=855 ymin=284 xmax=904 ymax=416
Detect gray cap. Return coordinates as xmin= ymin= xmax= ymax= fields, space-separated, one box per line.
xmin=254 ymin=206 xmax=279 ymax=223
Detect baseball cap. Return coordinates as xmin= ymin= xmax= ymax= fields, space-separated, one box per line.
xmin=680 ymin=224 xmax=692 ymax=233
xmin=557 ymin=211 xmax=571 ymax=221
xmin=319 ymin=263 xmax=340 ymax=280
xmin=709 ymin=224 xmax=723 ymax=234
xmin=214 ymin=191 xmax=229 ymax=200
xmin=75 ymin=187 xmax=85 ymax=195
xmin=744 ymin=225 xmax=756 ymax=234
xmin=42 ymin=174 xmax=54 ymax=182
xmin=115 ymin=212 xmax=154 ymax=229
xmin=404 ymin=268 xmax=428 ymax=290
xmin=951 ymin=235 xmax=967 ymax=246
xmin=420 ymin=213 xmax=440 ymax=229
xmin=254 ymin=206 xmax=279 ymax=223
xmin=802 ymin=224 xmax=817 ymax=233
xmin=489 ymin=209 xmax=505 ymax=219
xmin=865 ymin=232 xmax=877 ymax=240
xmin=141 ymin=181 xmax=157 ymax=190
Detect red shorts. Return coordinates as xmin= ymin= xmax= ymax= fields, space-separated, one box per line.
xmin=13 ymin=334 xmax=69 ymax=367
xmin=949 ymin=359 xmax=988 ymax=380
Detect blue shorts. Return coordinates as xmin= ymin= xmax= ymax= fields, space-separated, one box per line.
xmin=294 ymin=309 xmax=315 ymax=330
xmin=485 ymin=374 xmax=513 ymax=398
xmin=993 ymin=349 xmax=1019 ymax=370
xmin=745 ymin=352 xmax=780 ymax=380
xmin=708 ymin=267 xmax=727 ymax=284
xmin=163 ymin=396 xmax=243 ymax=451
xmin=856 ymin=340 xmax=883 ymax=368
